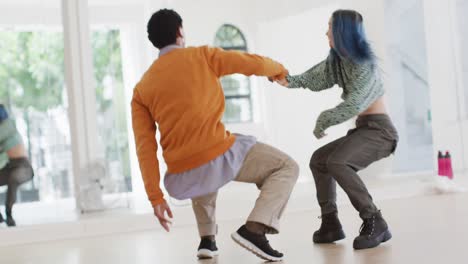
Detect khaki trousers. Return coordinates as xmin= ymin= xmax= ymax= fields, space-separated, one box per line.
xmin=191 ymin=143 xmax=299 ymax=236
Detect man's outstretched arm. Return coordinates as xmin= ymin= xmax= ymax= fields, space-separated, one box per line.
xmin=203 ymin=46 xmax=288 ymax=80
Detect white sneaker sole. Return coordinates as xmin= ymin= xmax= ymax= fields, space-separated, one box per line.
xmin=231 ymin=232 xmax=283 ymax=262
xmin=197 ymin=249 xmax=218 ymax=259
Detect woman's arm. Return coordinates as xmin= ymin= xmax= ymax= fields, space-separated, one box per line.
xmin=285 ymin=57 xmax=336 ymax=91
xmin=313 ymin=83 xmax=373 ymax=138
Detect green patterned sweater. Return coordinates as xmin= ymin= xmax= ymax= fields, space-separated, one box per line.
xmin=286 ymin=53 xmax=384 ymax=138
xmin=0 ymin=119 xmax=22 ymax=169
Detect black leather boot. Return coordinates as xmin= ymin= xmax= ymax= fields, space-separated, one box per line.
xmin=313 ymin=212 xmax=346 ymax=243
xmin=353 ymin=211 xmax=392 ymax=250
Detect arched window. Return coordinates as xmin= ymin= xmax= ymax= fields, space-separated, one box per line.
xmin=214 ymin=24 xmax=252 ymax=123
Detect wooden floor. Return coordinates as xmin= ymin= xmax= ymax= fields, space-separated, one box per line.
xmin=1 ymin=193 xmax=467 ymax=264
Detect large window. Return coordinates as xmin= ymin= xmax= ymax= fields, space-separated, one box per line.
xmin=0 ymin=28 xmax=132 ymax=209
xmin=214 ymin=24 xmax=253 ymax=123
xmin=91 ymin=28 xmax=132 ymax=194
xmin=0 ymin=0 xmax=142 ymax=226
xmin=0 ymin=29 xmax=73 ymax=204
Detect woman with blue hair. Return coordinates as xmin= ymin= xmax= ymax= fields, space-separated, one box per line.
xmin=0 ymin=104 xmax=34 ymax=227
xmin=276 ymin=10 xmax=399 ymax=249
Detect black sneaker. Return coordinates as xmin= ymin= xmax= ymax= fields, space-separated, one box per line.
xmin=231 ymin=225 xmax=283 ymax=262
xmin=353 ymin=211 xmax=392 ymax=250
xmin=197 ymin=237 xmax=218 ymax=259
xmin=0 ymin=212 xmax=4 ymax=223
xmin=313 ymin=212 xmax=346 ymax=243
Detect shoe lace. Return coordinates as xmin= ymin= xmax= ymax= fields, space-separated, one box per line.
xmin=359 ymin=215 xmax=376 ymax=238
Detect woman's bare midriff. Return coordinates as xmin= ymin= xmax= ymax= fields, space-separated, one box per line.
xmin=6 ymin=144 xmax=28 ymax=159
xmin=359 ymin=97 xmax=387 ymax=116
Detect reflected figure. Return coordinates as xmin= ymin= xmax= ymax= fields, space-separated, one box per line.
xmin=0 ymin=104 xmax=34 ymax=227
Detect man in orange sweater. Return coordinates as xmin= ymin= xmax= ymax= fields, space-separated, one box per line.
xmin=131 ymin=9 xmax=299 ymax=262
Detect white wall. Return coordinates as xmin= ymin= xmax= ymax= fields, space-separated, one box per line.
xmin=168 ymin=0 xmax=255 ymax=48
xmin=452 ymin=0 xmax=468 ymax=172
xmin=424 ymin=0 xmax=466 ymax=173
xmin=380 ymin=0 xmax=434 ymax=173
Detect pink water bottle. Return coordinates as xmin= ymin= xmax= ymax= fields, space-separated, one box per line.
xmin=437 ymin=151 xmax=445 ymax=177
xmin=445 ymin=151 xmax=454 ymax=179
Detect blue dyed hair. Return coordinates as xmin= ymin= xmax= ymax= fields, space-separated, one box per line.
xmin=331 ymin=10 xmax=374 ymax=63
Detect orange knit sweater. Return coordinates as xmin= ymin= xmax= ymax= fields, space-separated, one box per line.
xmin=131 ymin=46 xmax=287 ymax=207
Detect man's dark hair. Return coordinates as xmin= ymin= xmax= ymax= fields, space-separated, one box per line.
xmin=147 ymin=9 xmax=183 ymax=49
